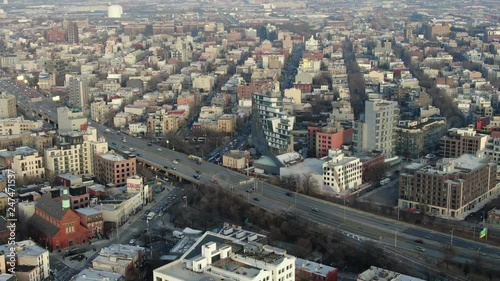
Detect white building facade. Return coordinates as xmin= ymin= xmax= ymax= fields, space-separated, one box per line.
xmin=322 ymin=149 xmax=362 ymax=193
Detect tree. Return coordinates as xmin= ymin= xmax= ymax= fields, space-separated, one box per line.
xmin=362 ymin=162 xmax=389 ymax=183
xmin=301 ymin=174 xmax=320 ymax=195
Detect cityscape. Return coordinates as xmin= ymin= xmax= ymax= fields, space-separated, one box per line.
xmin=0 ymin=0 xmax=499 ymax=281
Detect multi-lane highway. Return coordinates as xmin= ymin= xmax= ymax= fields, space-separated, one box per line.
xmin=3 ymin=75 xmax=500 ymax=269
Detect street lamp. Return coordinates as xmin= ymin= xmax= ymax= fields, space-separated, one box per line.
xmin=166 ymin=140 xmax=169 ymax=150
xmin=395 ymin=206 xmax=400 ymax=221
xmin=183 ymin=196 xmax=187 ymax=208
xmin=394 ymin=229 xmax=399 ymax=248
xmin=450 ymin=228 xmax=455 ymax=246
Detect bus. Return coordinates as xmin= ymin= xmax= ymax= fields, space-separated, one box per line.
xmin=188 ymin=155 xmax=203 ymax=163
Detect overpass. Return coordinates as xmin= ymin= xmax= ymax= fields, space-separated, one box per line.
xmin=3 ymin=75 xmax=500 ymax=272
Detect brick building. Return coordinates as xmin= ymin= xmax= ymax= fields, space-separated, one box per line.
xmin=439 ymin=127 xmax=488 ymax=158
xmin=75 ymin=208 xmax=104 ymax=238
xmin=308 ymin=125 xmax=353 ymax=158
xmin=28 ymin=194 xmax=90 ymax=251
xmin=94 ymin=153 xmax=137 ymax=186
xmin=398 ymin=154 xmax=498 ymax=219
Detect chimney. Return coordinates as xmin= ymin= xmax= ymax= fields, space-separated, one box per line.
xmin=62 ymin=185 xmax=70 ymax=209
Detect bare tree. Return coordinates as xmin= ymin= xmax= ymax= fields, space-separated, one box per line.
xmin=301 ymin=174 xmax=320 ymax=195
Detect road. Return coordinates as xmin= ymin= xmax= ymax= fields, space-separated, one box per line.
xmin=3 ymin=75 xmax=500 ymax=269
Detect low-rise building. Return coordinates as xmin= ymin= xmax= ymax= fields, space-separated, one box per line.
xmin=357 ymin=266 xmax=424 ymax=281
xmin=93 ymin=191 xmax=143 ymax=226
xmin=295 ymin=258 xmax=338 ymax=281
xmin=222 ymin=150 xmax=250 ymax=170
xmin=218 ymin=114 xmax=236 ymax=134
xmin=440 ymin=127 xmax=488 ymax=158
xmin=75 ymin=208 xmax=103 ymax=239
xmin=154 ymin=231 xmax=296 ymax=281
xmin=91 ymin=244 xmax=145 ymax=278
xmin=57 ymin=107 xmax=88 ymax=133
xmin=487 ymin=208 xmax=500 ymax=229
xmin=0 ymin=93 xmax=16 ymax=119
xmin=71 ymin=269 xmax=124 ymax=281
xmin=395 ymin=118 xmax=448 ymax=159
xmin=322 ymin=149 xmax=363 ymax=193
xmin=399 ymin=154 xmax=499 ymax=219
xmin=0 ymin=240 xmax=50 ymax=281
xmin=0 ymin=117 xmax=43 ymax=136
xmin=94 ymin=153 xmax=137 ymax=186
xmin=0 ymin=147 xmax=44 ymax=183
xmin=129 ymin=123 xmax=147 ymax=136
xmin=308 ymin=124 xmax=353 ymax=158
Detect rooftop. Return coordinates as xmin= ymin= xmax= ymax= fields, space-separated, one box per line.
xmin=357 ymin=266 xmax=425 ymax=281
xmin=0 ymin=146 xmax=38 ymax=158
xmin=72 ymin=269 xmax=123 ymax=281
xmin=0 ymin=240 xmax=47 ymax=258
xmin=296 ymin=258 xmax=337 ymax=277
xmin=75 ymin=207 xmax=101 ymax=216
xmin=97 ymin=153 xmax=127 ymax=161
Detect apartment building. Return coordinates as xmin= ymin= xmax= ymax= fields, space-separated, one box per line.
xmin=11 ymin=149 xmax=45 ymax=183
xmin=252 ymin=91 xmax=295 ymax=155
xmin=90 ymin=101 xmax=111 ymax=123
xmin=0 ymin=240 xmax=50 ymax=281
xmin=218 ymin=114 xmax=236 ymax=134
xmin=0 ymin=117 xmax=43 ymax=136
xmin=354 ymin=99 xmax=399 ymax=158
xmin=308 ymin=124 xmax=353 ymax=158
xmin=44 ymin=128 xmax=108 ymax=177
xmin=94 ymin=153 xmax=136 ymax=186
xmin=0 ymin=93 xmax=16 ymax=119
xmin=322 ymin=149 xmax=363 ymax=193
xmin=68 ymin=76 xmax=88 ymax=109
xmin=163 ymin=115 xmax=180 ymax=132
xmin=398 ymin=154 xmax=498 ymax=219
xmin=199 ymin=106 xmax=223 ymax=123
xmin=154 ymin=231 xmax=296 ymax=281
xmin=439 ymin=127 xmax=488 ymax=158
xmin=395 ymin=118 xmax=448 ymax=159
xmin=57 ymin=107 xmax=88 ymax=133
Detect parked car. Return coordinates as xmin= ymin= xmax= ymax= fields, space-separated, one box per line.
xmin=415 ymin=246 xmax=425 ymax=252
xmin=311 ymin=208 xmax=319 ymax=213
xmin=253 ymin=197 xmax=260 ymax=201
xmin=285 ymin=192 xmax=293 ymax=197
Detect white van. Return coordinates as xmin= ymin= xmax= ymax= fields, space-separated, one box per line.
xmin=380 ymin=178 xmax=391 ymax=185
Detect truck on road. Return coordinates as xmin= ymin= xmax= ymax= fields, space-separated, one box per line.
xmin=146 ymin=212 xmax=156 ymax=220
xmin=380 ymin=178 xmax=391 ymax=185
xmin=188 ymin=155 xmax=203 ymax=164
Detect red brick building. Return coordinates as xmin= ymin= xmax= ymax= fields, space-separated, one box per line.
xmin=75 ymin=208 xmax=104 ymax=239
xmin=29 ymin=195 xmax=90 ymax=251
xmin=294 ymin=83 xmax=313 ymax=93
xmin=46 ymin=30 xmax=66 ymax=42
xmin=94 ymin=153 xmax=137 ymax=186
xmin=237 ymin=82 xmax=262 ymax=100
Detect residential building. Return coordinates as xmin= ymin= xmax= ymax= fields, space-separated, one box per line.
xmin=440 ymin=127 xmax=488 ymax=158
xmin=199 ymin=106 xmax=223 ymax=123
xmin=75 ymin=208 xmax=103 ymax=239
xmin=163 ymin=115 xmax=180 ymax=132
xmin=295 ymin=258 xmax=338 ymax=281
xmin=71 ymin=269 xmax=124 ymax=281
xmin=94 ymin=153 xmax=137 ymax=186
xmin=0 ymin=117 xmax=43 ymax=136
xmin=308 ymin=124 xmax=353 ymax=158
xmin=218 ymin=114 xmax=236 ymax=134
xmin=28 ymin=194 xmax=90 ymax=251
xmin=222 ymin=150 xmax=250 ymax=170
xmin=44 ymin=128 xmax=108 ymax=177
xmin=93 ymin=191 xmax=143 ymax=226
xmin=395 ymin=118 xmax=448 ymax=159
xmin=37 ymin=73 xmax=57 ymax=90
xmin=398 ymin=154 xmax=499 ymax=219
xmin=91 ymin=244 xmax=145 ymax=278
xmin=357 ymin=266 xmax=424 ymax=281
xmin=113 ymin=112 xmax=132 ymax=128
xmin=0 ymin=93 xmax=16 ymax=119
xmin=128 ymin=123 xmax=147 ymax=136
xmin=57 ymin=107 xmax=88 ymax=133
xmin=0 ymin=193 xmax=7 ymax=216
xmin=67 ymin=21 xmax=79 ymax=44
xmin=154 ymin=231 xmax=296 ymax=281
xmin=323 ymin=149 xmax=363 ymax=193
xmin=0 ymin=274 xmax=15 ymax=281
xmin=90 ymin=101 xmax=111 ymax=123
xmin=252 ymin=90 xmax=295 ymax=155
xmin=68 ymin=77 xmax=88 ymax=109
xmin=68 ymin=184 xmax=90 ymax=209
xmin=0 ymin=240 xmax=50 ymax=281
xmin=354 ymin=99 xmax=399 ymax=158
xmin=11 ymin=149 xmax=45 ymax=183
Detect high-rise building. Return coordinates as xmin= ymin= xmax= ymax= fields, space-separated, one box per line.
xmin=439 ymin=127 xmax=488 ymax=158
xmin=66 ymin=22 xmax=79 ymax=44
xmin=354 ymin=99 xmax=399 ymax=158
xmin=0 ymin=93 xmax=16 ymax=119
xmin=252 ymin=90 xmax=295 ymax=155
xmin=44 ymin=128 xmax=108 ymax=177
xmin=68 ymin=77 xmax=88 ymax=109
xmin=398 ymin=154 xmax=498 ymax=219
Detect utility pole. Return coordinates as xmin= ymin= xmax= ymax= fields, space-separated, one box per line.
xmin=394 ymin=229 xmax=399 ymax=248
xmin=450 ymin=228 xmax=455 ymax=246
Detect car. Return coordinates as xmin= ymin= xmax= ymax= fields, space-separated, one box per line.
xmin=164 ymin=165 xmax=169 ymax=169
xmin=311 ymin=208 xmax=319 ymax=213
xmin=111 ymin=142 xmax=116 ymax=145
xmin=129 ymin=239 xmax=136 ymax=245
xmin=171 ymin=167 xmax=176 ymax=170
xmin=193 ymin=174 xmax=200 ymax=179
xmin=172 ymin=160 xmax=179 ymax=164
xmin=253 ymin=197 xmax=260 ymax=201
xmin=246 ymin=189 xmax=253 ymax=193
xmin=147 ymin=143 xmax=153 ymax=146
xmin=285 ymin=192 xmax=293 ymax=197
xmin=415 ymin=246 xmax=425 ymax=252
xmin=157 ymin=148 xmax=162 ymax=151
xmin=137 ymin=153 xmax=142 ymax=157
xmin=414 ymin=239 xmax=424 ymax=244
xmin=195 ymin=170 xmax=201 ymax=174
